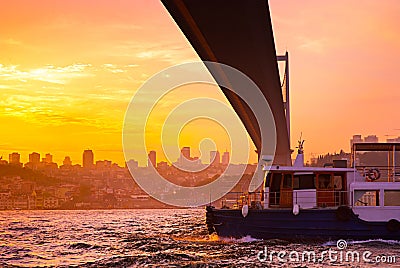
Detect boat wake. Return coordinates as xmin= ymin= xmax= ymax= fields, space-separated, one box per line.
xmin=173 ymin=234 xmax=261 ymax=244
xmin=323 ymin=239 xmax=400 ymax=247
xmin=218 ymin=235 xmax=261 ymax=243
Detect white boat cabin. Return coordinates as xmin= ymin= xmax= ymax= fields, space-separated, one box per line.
xmin=258 ymin=142 xmax=400 ymax=222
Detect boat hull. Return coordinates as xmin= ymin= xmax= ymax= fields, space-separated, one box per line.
xmin=206 ymin=206 xmax=400 ymax=241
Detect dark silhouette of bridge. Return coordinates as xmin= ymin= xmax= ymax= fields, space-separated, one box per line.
xmin=162 ymin=0 xmax=292 ymax=166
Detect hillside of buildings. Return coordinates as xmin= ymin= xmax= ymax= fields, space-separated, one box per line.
xmin=0 ymin=149 xmax=256 ymax=210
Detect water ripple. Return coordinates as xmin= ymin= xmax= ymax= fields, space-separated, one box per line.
xmin=0 ymin=209 xmax=399 ymax=267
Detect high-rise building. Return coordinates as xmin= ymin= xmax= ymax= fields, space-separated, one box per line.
xmin=26 ymin=152 xmax=41 ymax=169
xmin=148 ymin=150 xmax=156 ymax=167
xmin=45 ymin=153 xmax=53 ymax=163
xmin=350 ymin=134 xmax=380 ymax=149
xmin=9 ymin=152 xmax=21 ymax=166
xmin=181 ymin=147 xmax=190 ymax=160
xmin=350 ymin=135 xmax=363 ymax=148
xmin=364 ymin=135 xmax=379 ymax=143
xmin=29 ymin=152 xmax=40 ymax=164
xmin=210 ymin=150 xmax=220 ymax=166
xmin=63 ymin=156 xmax=72 ymax=166
xmin=83 ymin=149 xmax=94 ymax=169
xmin=387 ymin=136 xmax=400 ymax=143
xmin=126 ymin=159 xmax=138 ymax=169
xmin=222 ymin=151 xmax=230 ymax=166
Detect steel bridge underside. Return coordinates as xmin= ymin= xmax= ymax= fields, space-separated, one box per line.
xmin=161 ymin=0 xmax=292 ymax=165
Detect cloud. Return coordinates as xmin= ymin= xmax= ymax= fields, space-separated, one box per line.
xmin=135 ymin=46 xmax=195 ymax=64
xmin=0 ymin=63 xmax=93 ymax=84
xmin=297 ymin=37 xmax=328 ymax=53
xmin=101 ymin=63 xmax=134 ymax=74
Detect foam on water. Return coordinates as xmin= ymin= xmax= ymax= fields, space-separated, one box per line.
xmin=218 ymin=235 xmax=261 ymax=243
xmin=323 ymin=238 xmax=400 ymax=247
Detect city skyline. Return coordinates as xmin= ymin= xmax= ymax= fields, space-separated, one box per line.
xmin=4 ymin=132 xmax=400 ymax=168
xmin=3 ymin=147 xmax=235 ymax=168
xmin=0 ymin=1 xmax=399 ymax=166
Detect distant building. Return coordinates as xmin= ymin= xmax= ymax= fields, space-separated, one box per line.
xmin=364 ymin=135 xmax=378 ymax=143
xmin=178 ymin=147 xmax=191 ymax=166
xmin=43 ymin=196 xmax=59 ymax=209
xmin=83 ymin=149 xmax=94 ymax=169
xmin=181 ymin=147 xmax=190 ymax=160
xmin=350 ymin=135 xmax=363 ymax=148
xmin=147 ymin=151 xmax=156 ymax=167
xmin=63 ymin=156 xmax=72 ymax=166
xmin=45 ymin=153 xmax=53 ymax=163
xmin=9 ymin=152 xmax=21 ymax=166
xmin=350 ymin=134 xmax=379 ymax=150
xmin=26 ymin=152 xmax=41 ymax=169
xmin=210 ymin=151 xmax=220 ymax=166
xmin=387 ymin=136 xmax=400 ymax=143
xmin=157 ymin=161 xmax=168 ymax=170
xmin=96 ymin=160 xmax=112 ymax=169
xmin=126 ymin=159 xmax=138 ymax=169
xmin=29 ymin=152 xmax=40 ymax=164
xmin=222 ymin=151 xmax=230 ymax=166
xmin=0 ymin=192 xmax=12 ymax=210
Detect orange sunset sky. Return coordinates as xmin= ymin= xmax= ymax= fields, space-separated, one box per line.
xmin=1 ymin=0 xmax=399 ymax=166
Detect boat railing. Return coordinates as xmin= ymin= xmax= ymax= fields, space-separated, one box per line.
xmin=268 ymin=190 xmax=348 ymax=208
xmin=351 ymin=142 xmax=400 ymax=183
xmin=220 ymin=191 xmax=263 ymax=209
xmin=220 ymin=190 xmax=348 ymax=209
xmin=355 ymin=165 xmax=400 ymax=182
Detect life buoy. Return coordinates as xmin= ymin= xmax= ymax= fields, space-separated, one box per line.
xmin=387 ymin=219 xmax=400 ymax=232
xmin=336 ymin=206 xmax=352 ymax=221
xmin=365 ymin=168 xmax=381 ymax=181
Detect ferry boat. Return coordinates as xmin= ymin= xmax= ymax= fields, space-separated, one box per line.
xmin=206 ymin=142 xmax=400 ymax=240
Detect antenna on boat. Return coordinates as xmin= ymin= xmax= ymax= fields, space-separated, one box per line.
xmin=293 ymin=133 xmax=305 ymax=167
xmin=297 ymin=132 xmax=305 ymax=155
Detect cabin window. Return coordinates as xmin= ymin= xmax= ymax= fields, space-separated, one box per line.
xmin=282 ymin=174 xmax=292 ymax=189
xmin=354 ymin=190 xmax=380 ymax=206
xmin=333 ymin=174 xmax=344 ymax=190
xmin=384 ymin=190 xmax=400 ymax=206
xmin=270 ymin=173 xmax=282 ymax=191
xmin=269 ymin=173 xmax=282 ymax=206
xmin=318 ymin=174 xmax=333 ymax=189
xmin=293 ymin=174 xmax=316 ymax=190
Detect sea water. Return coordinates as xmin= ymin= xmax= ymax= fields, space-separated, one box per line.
xmin=0 ymin=209 xmax=399 ymax=267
